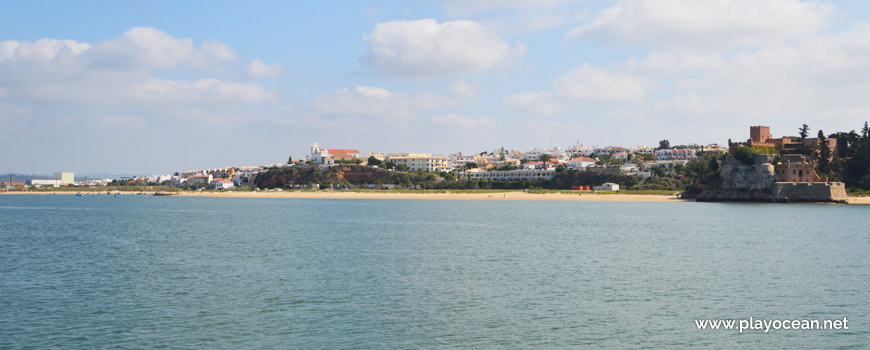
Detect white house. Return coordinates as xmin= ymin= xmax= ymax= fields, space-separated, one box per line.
xmin=214 ymin=179 xmax=234 ymax=190
xmin=594 ymin=183 xmax=620 ymax=191
xmin=655 ymin=148 xmax=696 ymax=161
xmin=567 ymin=156 xmax=597 ymax=170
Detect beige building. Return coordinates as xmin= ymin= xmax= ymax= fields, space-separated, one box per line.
xmin=27 ymin=172 xmax=75 ymax=187
xmin=385 ymin=153 xmax=449 ymax=172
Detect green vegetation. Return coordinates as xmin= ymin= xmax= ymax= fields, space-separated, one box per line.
xmin=799 ymin=123 xmax=810 ymax=140
xmin=658 ymin=139 xmax=670 ymax=149
xmin=830 ymin=121 xmax=870 ymax=190
xmin=254 ymin=164 xmax=415 ymax=188
xmin=817 ymin=130 xmax=832 ymax=176
xmin=733 ymin=145 xmax=758 ymax=166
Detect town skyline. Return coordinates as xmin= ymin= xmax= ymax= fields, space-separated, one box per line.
xmin=4 ymin=1 xmax=870 ymax=174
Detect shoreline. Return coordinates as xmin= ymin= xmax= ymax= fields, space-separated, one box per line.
xmin=1 ymin=190 xmax=685 ymax=202
xmin=3 ymin=190 xmax=869 ymax=203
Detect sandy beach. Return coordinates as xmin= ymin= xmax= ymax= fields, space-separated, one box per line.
xmin=174 ymin=191 xmax=684 ymax=202
xmin=0 ymin=190 xmax=683 ymax=202
xmin=5 ymin=190 xmax=870 ymax=204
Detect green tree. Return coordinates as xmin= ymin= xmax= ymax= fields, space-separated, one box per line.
xmin=799 ymin=124 xmax=810 ymax=140
xmin=817 ymin=130 xmax=832 ymax=175
xmin=465 ymin=162 xmax=478 ymax=170
xmin=287 ymin=155 xmax=293 ymax=164
xmin=658 ymin=139 xmax=671 ymax=149
xmin=538 ymin=154 xmax=551 ymax=162
xmin=708 ymin=157 xmax=720 ymax=172
xmin=652 ymin=168 xmax=666 ymax=177
xmin=734 ymin=146 xmax=758 ymax=166
xmin=367 ymin=156 xmax=382 ymax=166
xmin=396 ymin=164 xmax=409 ymax=171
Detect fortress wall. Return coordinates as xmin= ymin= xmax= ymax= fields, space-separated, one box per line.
xmin=772 ymin=182 xmax=847 ymax=202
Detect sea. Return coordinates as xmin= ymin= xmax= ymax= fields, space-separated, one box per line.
xmin=0 ymin=194 xmax=867 ymax=349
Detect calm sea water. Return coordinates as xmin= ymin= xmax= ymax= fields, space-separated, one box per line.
xmin=0 ymin=194 xmax=867 ymax=349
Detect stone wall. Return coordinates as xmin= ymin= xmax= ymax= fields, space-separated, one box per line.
xmin=772 ymin=182 xmax=847 ymax=203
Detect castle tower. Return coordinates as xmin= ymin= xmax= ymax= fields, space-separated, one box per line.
xmin=750 ymin=126 xmax=772 ymax=144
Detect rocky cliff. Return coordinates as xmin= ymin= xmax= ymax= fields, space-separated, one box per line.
xmin=694 ymin=155 xmax=846 ymax=203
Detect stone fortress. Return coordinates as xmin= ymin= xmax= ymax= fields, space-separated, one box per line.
xmin=697 ymin=126 xmax=847 ymax=203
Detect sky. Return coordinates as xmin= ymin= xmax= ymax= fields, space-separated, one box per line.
xmin=3 ymin=0 xmax=870 ymax=174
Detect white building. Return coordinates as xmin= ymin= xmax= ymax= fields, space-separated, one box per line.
xmin=463 ymin=169 xmax=555 ymax=181
xmin=646 ymin=160 xmax=688 ymax=173
xmin=655 ymin=148 xmax=696 ymax=161
xmin=449 ymin=154 xmax=478 ymax=168
xmin=385 ymin=153 xmax=449 ymax=172
xmin=612 ymin=151 xmax=630 ymax=161
xmin=214 ymin=180 xmax=234 ymax=190
xmin=309 ymin=142 xmax=360 ymax=164
xmin=567 ymin=156 xmax=597 ymax=170
xmin=594 ymin=183 xmax=620 ymax=191
xmin=26 ymin=172 xmax=75 ymax=187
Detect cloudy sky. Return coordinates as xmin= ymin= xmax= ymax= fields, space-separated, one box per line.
xmin=3 ymin=0 xmax=870 ymax=174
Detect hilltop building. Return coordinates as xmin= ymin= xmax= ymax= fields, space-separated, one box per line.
xmin=728 ymin=125 xmax=837 ymax=159
xmin=309 ymin=142 xmax=360 ymax=164
xmin=384 ymin=153 xmax=450 ymax=172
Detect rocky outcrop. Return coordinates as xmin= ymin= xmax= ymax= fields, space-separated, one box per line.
xmin=695 ymin=154 xmax=847 ymax=203
xmin=719 ymin=155 xmax=776 ymax=191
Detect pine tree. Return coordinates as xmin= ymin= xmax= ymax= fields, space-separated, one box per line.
xmin=799 ymin=124 xmax=810 ymax=140
xmin=816 ymin=130 xmax=831 ymax=175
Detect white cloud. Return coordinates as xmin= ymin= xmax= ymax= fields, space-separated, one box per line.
xmin=0 ymin=28 xmax=275 ymax=122
xmin=431 ymin=113 xmax=495 ymax=128
xmin=567 ymin=0 xmax=834 ymax=50
xmin=361 ymin=19 xmax=525 ymax=78
xmin=0 ymin=39 xmax=90 ymax=63
xmin=131 ymin=78 xmax=276 ymax=105
xmin=246 ymin=59 xmax=283 ymax=79
xmin=96 ymin=114 xmax=148 ymax=130
xmin=312 ymin=86 xmax=456 ymax=119
xmin=91 ymin=27 xmax=237 ymax=69
xmin=483 ymin=13 xmax=567 ymax=35
xmin=452 ymin=79 xmax=480 ymax=99
xmin=504 ymin=91 xmax=557 ymax=115
xmin=653 ymin=94 xmax=708 ymax=115
xmin=623 ymin=52 xmax=723 ymax=75
xmin=554 ymin=63 xmax=644 ymax=102
xmin=439 ymin=0 xmax=568 ymax=16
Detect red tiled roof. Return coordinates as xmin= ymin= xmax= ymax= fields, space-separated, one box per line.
xmin=323 ymin=149 xmax=359 ymax=158
xmin=569 ymin=157 xmax=597 ymax=162
xmin=2 ymin=182 xmax=25 ymax=186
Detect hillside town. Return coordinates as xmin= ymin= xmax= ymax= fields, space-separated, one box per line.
xmin=4 ymin=123 xmax=862 ymax=201
xmin=4 ymin=140 xmax=731 ymax=190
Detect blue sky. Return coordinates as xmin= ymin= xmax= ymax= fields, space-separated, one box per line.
xmin=3 ymin=0 xmax=870 ymax=174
